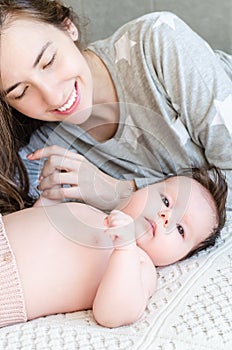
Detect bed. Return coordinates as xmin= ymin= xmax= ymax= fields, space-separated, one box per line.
xmin=0 ymin=211 xmax=231 ymax=349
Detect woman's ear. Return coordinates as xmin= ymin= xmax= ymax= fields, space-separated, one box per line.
xmin=63 ymin=18 xmax=79 ymax=41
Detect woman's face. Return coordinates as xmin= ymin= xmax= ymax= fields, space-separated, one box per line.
xmin=0 ymin=17 xmax=93 ymax=124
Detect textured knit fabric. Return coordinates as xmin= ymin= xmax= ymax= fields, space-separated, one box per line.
xmin=0 ymin=215 xmax=27 ymax=327
xmin=20 ymin=12 xmax=232 ymax=209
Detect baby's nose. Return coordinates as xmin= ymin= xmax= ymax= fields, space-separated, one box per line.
xmin=158 ymin=210 xmax=170 ymax=227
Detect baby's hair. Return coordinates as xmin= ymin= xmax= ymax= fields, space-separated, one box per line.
xmin=176 ymin=165 xmax=228 ymax=259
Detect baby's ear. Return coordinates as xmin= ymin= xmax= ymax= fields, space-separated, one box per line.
xmin=63 ymin=18 xmax=78 ymax=41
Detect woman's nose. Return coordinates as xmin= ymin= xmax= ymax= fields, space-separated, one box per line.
xmin=158 ymin=210 xmax=170 ymax=227
xmin=39 ymin=81 xmax=63 ymax=108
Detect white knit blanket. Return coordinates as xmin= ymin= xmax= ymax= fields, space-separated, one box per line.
xmin=0 ymin=213 xmax=231 ymax=350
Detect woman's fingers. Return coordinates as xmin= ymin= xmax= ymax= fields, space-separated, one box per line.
xmin=42 ymin=186 xmax=82 ymax=200
xmin=27 ymin=145 xmax=79 ymax=160
xmin=39 ymin=155 xmax=80 ymax=178
xmin=38 ymin=171 xmax=79 ymax=190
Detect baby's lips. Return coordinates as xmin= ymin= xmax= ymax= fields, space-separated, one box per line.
xmin=151 ymin=220 xmax=156 ymax=236
xmin=145 ymin=217 xmax=156 ymax=237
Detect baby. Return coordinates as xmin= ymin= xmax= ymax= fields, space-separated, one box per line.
xmin=0 ymin=166 xmax=227 ymax=328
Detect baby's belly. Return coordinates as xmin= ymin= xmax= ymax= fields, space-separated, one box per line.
xmin=46 ymin=252 xmax=112 ymax=317
xmin=6 ymin=220 xmax=112 ymax=320
xmin=28 ymin=246 xmax=112 ymax=320
xmin=3 ymin=203 xmax=113 ymax=320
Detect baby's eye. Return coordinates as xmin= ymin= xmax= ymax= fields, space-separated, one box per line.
xmin=161 ymin=195 xmax=169 ymax=207
xmin=177 ymin=224 xmax=184 ymax=237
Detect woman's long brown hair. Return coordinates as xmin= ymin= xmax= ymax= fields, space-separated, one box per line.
xmin=0 ymin=93 xmax=43 ymax=213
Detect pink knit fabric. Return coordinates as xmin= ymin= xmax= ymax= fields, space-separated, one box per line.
xmin=0 ymin=214 xmax=27 ymax=327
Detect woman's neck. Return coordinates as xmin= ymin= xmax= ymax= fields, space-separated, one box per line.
xmin=82 ymin=50 xmax=119 ymax=141
xmin=83 ymin=49 xmax=118 ymax=106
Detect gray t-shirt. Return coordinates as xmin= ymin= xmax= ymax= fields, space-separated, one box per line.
xmin=21 ymin=12 xmax=232 ymax=209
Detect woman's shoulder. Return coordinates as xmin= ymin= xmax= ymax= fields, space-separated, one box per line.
xmin=114 ymin=11 xmax=179 ymax=33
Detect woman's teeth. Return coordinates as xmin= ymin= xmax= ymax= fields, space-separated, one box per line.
xmin=57 ymin=88 xmax=77 ymax=112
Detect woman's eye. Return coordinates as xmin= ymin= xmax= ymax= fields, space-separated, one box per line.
xmin=161 ymin=195 xmax=169 ymax=207
xmin=15 ymin=86 xmax=29 ymax=100
xmin=43 ymin=53 xmax=56 ymax=69
xmin=177 ymin=224 xmax=184 ymax=237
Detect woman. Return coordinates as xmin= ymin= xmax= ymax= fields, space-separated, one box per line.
xmin=0 ymin=0 xmax=231 ymax=213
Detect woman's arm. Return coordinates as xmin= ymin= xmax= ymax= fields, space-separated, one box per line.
xmin=92 ymin=210 xmax=157 ymax=328
xmin=147 ymin=13 xmax=232 ymax=209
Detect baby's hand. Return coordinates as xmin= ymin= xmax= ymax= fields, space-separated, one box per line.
xmin=105 ymin=210 xmax=136 ymax=250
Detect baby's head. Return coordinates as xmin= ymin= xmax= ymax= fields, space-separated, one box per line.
xmin=179 ymin=166 xmax=227 ymax=260
xmin=122 ymin=166 xmax=227 ymax=266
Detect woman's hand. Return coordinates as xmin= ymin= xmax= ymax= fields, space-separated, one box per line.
xmin=27 ymin=145 xmax=136 ymax=210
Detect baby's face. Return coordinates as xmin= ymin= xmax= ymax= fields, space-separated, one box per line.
xmin=122 ymin=176 xmax=217 ymax=266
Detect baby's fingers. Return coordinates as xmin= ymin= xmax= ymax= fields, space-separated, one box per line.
xmin=104 ymin=210 xmax=136 ymax=249
xmin=107 ymin=210 xmax=133 ymax=228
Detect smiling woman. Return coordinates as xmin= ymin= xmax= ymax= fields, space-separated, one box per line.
xmin=0 ymin=0 xmax=93 ymax=212
xmin=1 ymin=17 xmax=92 ymax=123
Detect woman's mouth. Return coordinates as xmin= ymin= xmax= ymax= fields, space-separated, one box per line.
xmin=55 ymin=82 xmax=80 ymax=115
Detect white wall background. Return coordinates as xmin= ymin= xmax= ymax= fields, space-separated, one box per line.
xmin=63 ymin=0 xmax=232 ymax=53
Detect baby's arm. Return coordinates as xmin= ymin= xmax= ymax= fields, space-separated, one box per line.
xmin=93 ymin=210 xmax=157 ymax=328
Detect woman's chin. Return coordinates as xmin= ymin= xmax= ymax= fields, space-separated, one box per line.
xmin=60 ymin=106 xmax=93 ymax=125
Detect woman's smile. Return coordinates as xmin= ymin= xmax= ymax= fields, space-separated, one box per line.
xmin=54 ymin=82 xmax=80 ymax=115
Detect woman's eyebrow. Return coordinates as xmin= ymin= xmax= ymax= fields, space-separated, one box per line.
xmin=5 ymin=82 xmax=21 ymax=95
xmin=33 ymin=41 xmax=52 ymax=67
xmin=5 ymin=41 xmax=52 ymax=95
